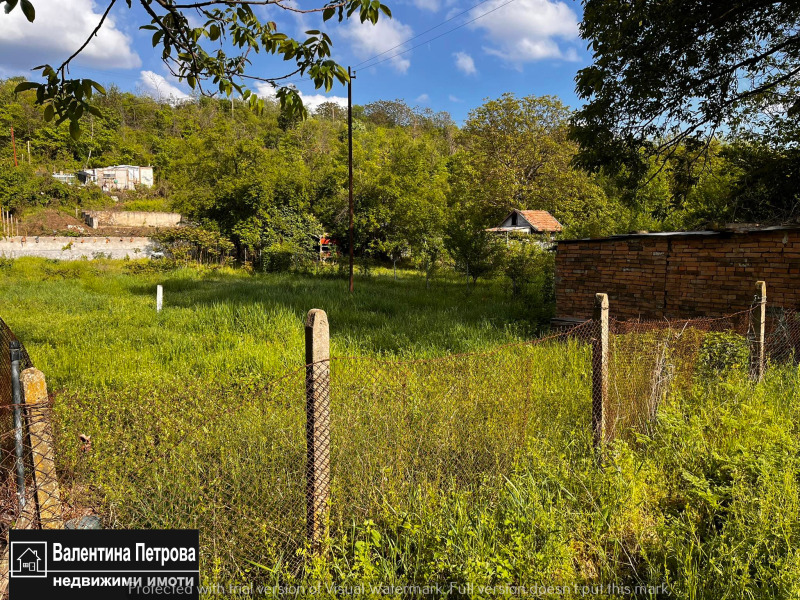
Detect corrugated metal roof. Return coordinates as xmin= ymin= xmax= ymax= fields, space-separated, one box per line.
xmin=557 ymin=225 xmax=800 ymax=244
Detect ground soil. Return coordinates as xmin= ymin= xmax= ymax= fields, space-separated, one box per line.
xmin=18 ymin=209 xmax=165 ymax=238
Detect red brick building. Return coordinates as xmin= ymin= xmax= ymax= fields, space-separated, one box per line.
xmin=555 ymin=226 xmax=800 ymax=321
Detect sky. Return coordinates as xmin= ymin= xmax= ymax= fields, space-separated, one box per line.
xmin=0 ymin=0 xmax=590 ymax=123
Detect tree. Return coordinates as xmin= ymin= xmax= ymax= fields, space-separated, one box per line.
xmin=573 ymin=0 xmax=800 ymax=182
xmin=458 ymin=93 xmax=614 ymax=236
xmin=3 ymin=0 xmax=391 ymax=136
xmin=444 ymin=221 xmax=501 ymax=286
xmin=499 ymin=238 xmax=555 ymax=303
xmin=412 ymin=235 xmax=445 ymax=289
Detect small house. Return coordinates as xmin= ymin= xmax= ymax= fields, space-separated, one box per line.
xmin=76 ymin=165 xmax=154 ymax=191
xmin=16 ymin=547 xmax=41 ymax=574
xmin=486 ymin=210 xmax=563 ymax=244
xmin=52 ymin=171 xmax=76 ymax=185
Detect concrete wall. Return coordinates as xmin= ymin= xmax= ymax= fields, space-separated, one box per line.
xmin=83 ymin=211 xmax=182 ymax=229
xmin=555 ymin=227 xmax=800 ymax=320
xmin=0 ymin=236 xmax=159 ymax=260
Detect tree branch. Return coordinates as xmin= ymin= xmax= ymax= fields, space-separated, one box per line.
xmin=169 ymin=0 xmax=348 ymax=13
xmin=57 ymin=0 xmax=117 ymax=82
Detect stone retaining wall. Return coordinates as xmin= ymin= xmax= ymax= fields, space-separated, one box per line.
xmin=0 ymin=236 xmax=159 ymax=260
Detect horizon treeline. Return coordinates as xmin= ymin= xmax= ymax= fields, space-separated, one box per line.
xmin=0 ymin=76 xmax=797 ymax=270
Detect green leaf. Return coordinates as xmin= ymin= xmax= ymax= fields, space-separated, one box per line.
xmin=4 ymin=0 xmax=19 ymax=15
xmin=322 ymin=7 xmax=334 ymax=21
xmin=90 ymin=81 xmax=106 ymax=94
xmin=69 ymin=119 xmax=81 ymax=140
xmin=13 ymin=81 xmax=39 ymax=93
xmin=19 ymin=0 xmax=34 ymax=22
xmin=43 ymin=104 xmax=54 ymax=122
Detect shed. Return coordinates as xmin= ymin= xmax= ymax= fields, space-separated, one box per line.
xmin=554 ymin=226 xmax=800 ymax=322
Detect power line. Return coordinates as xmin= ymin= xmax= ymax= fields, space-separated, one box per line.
xmin=279 ymin=0 xmax=517 ymax=89
xmin=358 ymin=0 xmax=518 ymax=71
xmin=353 ymin=0 xmax=495 ymax=69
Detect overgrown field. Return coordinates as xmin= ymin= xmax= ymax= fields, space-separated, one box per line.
xmin=1 ymin=258 xmax=799 ymax=598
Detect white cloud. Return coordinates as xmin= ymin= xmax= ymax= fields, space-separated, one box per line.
xmin=342 ymin=19 xmax=413 ymax=73
xmin=255 ymin=83 xmax=347 ymax=111
xmin=449 ymin=94 xmax=463 ymax=102
xmin=0 ymin=0 xmax=140 ymax=73
xmin=416 ymin=93 xmax=430 ymax=103
xmin=298 ymin=93 xmax=348 ymax=110
xmin=139 ymin=71 xmax=191 ymax=103
xmin=469 ymin=0 xmax=579 ymax=64
xmin=453 ymin=52 xmax=477 ymax=75
xmin=412 ymin=0 xmax=441 ymax=12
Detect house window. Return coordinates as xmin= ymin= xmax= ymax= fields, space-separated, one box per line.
xmin=511 ymin=213 xmax=518 ymax=226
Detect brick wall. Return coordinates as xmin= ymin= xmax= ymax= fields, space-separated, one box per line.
xmin=555 ymin=228 xmax=800 ymax=320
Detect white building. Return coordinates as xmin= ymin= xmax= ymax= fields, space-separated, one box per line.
xmin=77 ymin=165 xmax=154 ymax=191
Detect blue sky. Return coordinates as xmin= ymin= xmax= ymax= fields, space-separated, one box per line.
xmin=0 ymin=0 xmax=589 ymax=122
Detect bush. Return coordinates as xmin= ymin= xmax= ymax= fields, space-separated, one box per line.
xmin=262 ymin=242 xmax=297 ymax=273
xmin=698 ymin=331 xmax=750 ymax=378
xmin=152 ymin=227 xmax=234 ymax=265
xmin=120 ymin=198 xmax=173 ymax=212
xmin=0 ymin=165 xmax=108 ymax=212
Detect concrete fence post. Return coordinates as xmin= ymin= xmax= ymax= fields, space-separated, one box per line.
xmin=305 ymin=309 xmax=331 ymax=550
xmin=20 ymin=368 xmax=63 ymax=528
xmin=156 ymin=285 xmax=163 ymax=312
xmin=592 ymin=293 xmax=611 ymax=447
xmin=750 ymin=280 xmax=766 ymax=382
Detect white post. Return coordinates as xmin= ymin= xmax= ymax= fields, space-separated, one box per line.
xmin=156 ymin=285 xmax=163 ymax=312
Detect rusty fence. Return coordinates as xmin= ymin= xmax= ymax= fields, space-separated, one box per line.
xmin=201 ymin=282 xmax=796 ymax=581
xmin=3 ymin=281 xmax=800 ymax=588
xmin=0 ymin=318 xmax=64 ymax=596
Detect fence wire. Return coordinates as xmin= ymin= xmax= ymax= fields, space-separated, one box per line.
xmin=5 ymin=304 xmax=800 ymax=589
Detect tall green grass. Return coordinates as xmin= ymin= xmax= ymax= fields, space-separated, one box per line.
xmin=0 ymin=258 xmax=798 ymax=598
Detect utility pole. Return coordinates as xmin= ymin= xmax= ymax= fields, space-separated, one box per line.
xmin=10 ymin=126 xmax=17 ymax=167
xmin=348 ymin=66 xmax=356 ymax=293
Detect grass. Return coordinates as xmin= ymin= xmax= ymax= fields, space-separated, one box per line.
xmin=1 ymin=258 xmax=799 ymax=598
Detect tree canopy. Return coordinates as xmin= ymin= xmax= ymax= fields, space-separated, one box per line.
xmin=572 ymin=0 xmax=800 ymax=182
xmin=2 ymin=0 xmax=390 ymax=136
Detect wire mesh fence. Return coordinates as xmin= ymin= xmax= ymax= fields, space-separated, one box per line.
xmin=0 ymin=319 xmax=67 ymax=596
xmin=4 ymin=297 xmax=800 ymax=589
xmin=0 ymin=319 xmax=33 ymax=537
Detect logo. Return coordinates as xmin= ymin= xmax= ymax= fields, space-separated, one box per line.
xmin=9 ymin=529 xmax=199 ymax=599
xmin=10 ymin=541 xmax=47 ymax=578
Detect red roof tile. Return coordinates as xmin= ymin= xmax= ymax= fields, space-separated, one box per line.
xmin=517 ymin=210 xmax=562 ymax=232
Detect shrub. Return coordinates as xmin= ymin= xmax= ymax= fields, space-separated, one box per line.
xmin=500 ymin=240 xmax=555 ymax=301
xmin=152 ymin=227 xmax=234 ymax=265
xmin=698 ymin=331 xmax=750 ymax=378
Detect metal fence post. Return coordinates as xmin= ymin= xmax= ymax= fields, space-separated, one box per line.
xmin=592 ymin=293 xmax=611 ymax=447
xmin=751 ymin=280 xmax=766 ymax=382
xmin=305 ymin=309 xmax=331 ymax=550
xmin=10 ymin=341 xmax=25 ymax=513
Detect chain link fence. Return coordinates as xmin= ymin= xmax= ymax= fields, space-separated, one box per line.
xmin=0 ymin=318 xmax=33 ymax=535
xmin=0 ymin=318 xmax=66 ymax=596
xmin=3 ymin=296 xmax=800 ymax=589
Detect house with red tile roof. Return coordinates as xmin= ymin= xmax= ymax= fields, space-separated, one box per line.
xmin=486 ymin=210 xmax=563 ymax=238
